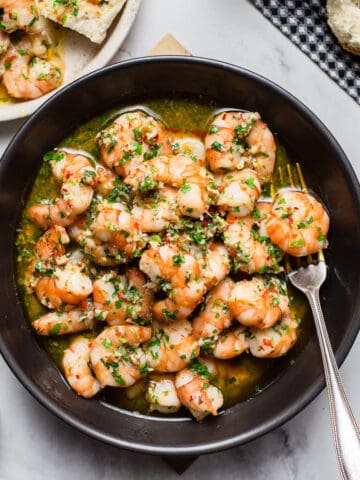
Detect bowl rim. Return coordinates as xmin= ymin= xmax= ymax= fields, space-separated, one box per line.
xmin=1 ymin=55 xmax=360 ymax=456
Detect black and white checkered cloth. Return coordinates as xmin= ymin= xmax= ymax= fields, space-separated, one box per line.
xmin=254 ymin=0 xmax=360 ymax=104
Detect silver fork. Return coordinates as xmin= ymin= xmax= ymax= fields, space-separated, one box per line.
xmin=287 ymin=253 xmax=360 ymax=479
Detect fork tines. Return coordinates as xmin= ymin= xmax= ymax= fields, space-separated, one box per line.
xmin=285 ymin=250 xmax=325 ymax=273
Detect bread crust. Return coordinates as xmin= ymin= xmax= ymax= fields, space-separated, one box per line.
xmin=327 ymin=0 xmax=360 ymax=55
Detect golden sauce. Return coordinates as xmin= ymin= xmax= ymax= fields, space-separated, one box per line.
xmin=0 ymin=83 xmax=13 ymax=104
xmin=16 ymin=98 xmax=313 ymax=417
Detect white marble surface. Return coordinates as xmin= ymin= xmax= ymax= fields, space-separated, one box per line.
xmin=1 ymin=1 xmax=359 ymax=479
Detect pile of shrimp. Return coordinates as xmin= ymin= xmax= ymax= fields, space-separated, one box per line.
xmin=0 ymin=0 xmax=63 ymax=100
xmin=20 ymin=109 xmax=330 ymax=421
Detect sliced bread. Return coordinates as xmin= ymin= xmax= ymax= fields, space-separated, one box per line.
xmin=37 ymin=0 xmax=127 ymax=44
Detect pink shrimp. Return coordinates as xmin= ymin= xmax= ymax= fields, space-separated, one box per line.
xmin=28 ymin=152 xmax=96 ymax=227
xmin=266 ymin=190 xmax=329 ymax=256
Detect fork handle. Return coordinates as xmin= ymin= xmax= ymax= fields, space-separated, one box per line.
xmin=306 ymin=289 xmax=360 ymax=480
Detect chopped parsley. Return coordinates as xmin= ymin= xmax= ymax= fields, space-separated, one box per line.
xmin=298 ymin=217 xmax=313 ymax=229
xmin=144 ymin=143 xmax=160 ymax=160
xmin=289 ymin=238 xmax=305 ymax=248
xmin=189 ymin=359 xmax=211 ymax=379
xmin=209 ymin=125 xmax=219 ymax=134
xmin=211 ymin=141 xmax=224 ymax=152
xmin=244 ymin=177 xmax=256 ymax=189
xmin=43 ymin=150 xmax=65 ymax=163
xmin=162 ymin=309 xmax=178 ymax=321
xmin=28 ymin=16 xmax=37 ymax=27
xmin=137 ymin=178 xmax=159 ymax=191
xmin=49 ymin=323 xmax=62 ymax=335
xmin=180 ymin=183 xmax=192 ymax=193
xmin=172 ymin=253 xmax=185 ymax=266
xmin=107 ymin=183 xmax=132 ymax=203
xmin=252 ymin=208 xmax=261 ymax=219
xmin=102 ymin=338 xmax=112 ymax=349
xmin=34 ymin=261 xmax=54 ymax=275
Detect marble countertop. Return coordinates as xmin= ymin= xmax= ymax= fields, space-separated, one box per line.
xmin=1 ymin=1 xmax=359 ymax=479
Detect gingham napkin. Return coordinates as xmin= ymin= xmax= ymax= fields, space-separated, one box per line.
xmin=254 ymin=0 xmax=360 ymax=104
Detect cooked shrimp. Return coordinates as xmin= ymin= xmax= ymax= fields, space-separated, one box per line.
xmin=26 ymin=225 xmax=70 ymax=291
xmin=33 ymin=225 xmax=70 ymax=260
xmin=177 ymin=176 xmax=217 ymax=219
xmin=32 ymin=298 xmax=94 ymax=335
xmin=224 ymin=202 xmax=283 ymax=274
xmin=146 ymin=375 xmax=181 ymax=414
xmin=3 ymin=57 xmax=63 ymax=99
xmin=91 ymin=203 xmax=147 ymax=259
xmin=175 ymin=360 xmax=223 ymax=421
xmin=28 ymin=152 xmax=95 ymax=227
xmin=132 ymin=187 xmax=179 ymax=232
xmin=35 ymin=261 xmax=93 ymax=310
xmin=94 ymin=163 xmax=117 ymax=197
xmin=0 ymin=32 xmax=51 ymax=77
xmin=126 ymin=154 xmax=217 ymax=219
xmin=0 ymin=30 xmax=10 ymax=56
xmin=217 ymin=169 xmax=261 ymax=217
xmin=248 ymin=314 xmax=298 ymax=358
xmin=145 ymin=320 xmax=200 ymax=373
xmin=51 ymin=150 xmax=96 ymax=192
xmin=0 ymin=39 xmax=20 ymax=77
xmin=265 ymin=190 xmax=330 ymax=256
xmin=205 ymin=111 xmax=276 ymax=183
xmin=139 ymin=243 xmax=206 ymax=321
xmin=93 ymin=268 xmax=154 ymax=325
xmin=0 ymin=0 xmax=40 ymax=33
xmin=125 ymin=154 xmax=201 ymax=187
xmin=0 ymin=30 xmax=63 ymax=100
xmin=97 ymin=110 xmax=172 ymax=176
xmin=69 ymin=216 xmax=131 ymax=266
xmin=192 ymin=242 xmax=230 ymax=289
xmin=17 ymin=99 xmax=325 ymax=420
xmin=229 ymin=276 xmax=289 ymax=329
xmin=4 ymin=32 xmax=51 ymax=58
xmin=213 ymin=326 xmax=249 ymax=359
xmin=89 ymin=325 xmax=151 ymax=387
xmin=192 ymin=278 xmax=234 ymax=340
xmin=63 ymin=336 xmax=101 ymax=398
xmin=199 ymin=357 xmax=219 ymax=376
xmin=0 ymin=44 xmax=20 ymax=79
xmin=206 ymin=111 xmax=259 ymax=172
xmin=171 ymin=135 xmax=206 ymax=164
xmin=246 ymin=117 xmax=276 ymax=183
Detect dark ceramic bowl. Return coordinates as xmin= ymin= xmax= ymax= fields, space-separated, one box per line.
xmin=1 ymin=57 xmax=360 ymax=456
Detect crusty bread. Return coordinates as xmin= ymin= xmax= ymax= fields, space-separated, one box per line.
xmin=327 ymin=0 xmax=360 ymax=55
xmin=37 ymin=0 xmax=127 ymax=44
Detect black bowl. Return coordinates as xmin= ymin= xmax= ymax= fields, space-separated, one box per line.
xmin=1 ymin=56 xmax=360 ymax=456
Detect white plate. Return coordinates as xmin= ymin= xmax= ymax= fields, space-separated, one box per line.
xmin=0 ymin=0 xmax=141 ymax=122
